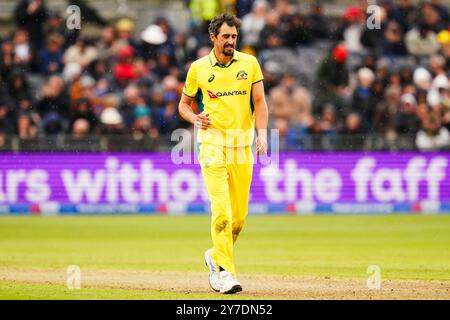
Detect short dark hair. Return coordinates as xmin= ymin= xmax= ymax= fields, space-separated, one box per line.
xmin=208 ymin=13 xmax=241 ymax=37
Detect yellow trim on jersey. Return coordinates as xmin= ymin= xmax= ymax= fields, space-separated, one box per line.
xmin=183 ymin=49 xmax=264 ymax=147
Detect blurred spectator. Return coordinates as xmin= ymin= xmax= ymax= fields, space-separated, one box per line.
xmin=0 ymin=40 xmax=15 ymax=80
xmin=382 ymin=21 xmax=408 ymax=58
xmin=66 ymin=117 xmax=100 ymax=151
xmin=119 ymin=84 xmax=140 ymax=129
xmin=96 ymin=27 xmax=120 ymax=69
xmin=399 ymin=64 xmax=414 ymax=85
xmin=41 ymin=111 xmax=64 ymax=136
xmin=259 ymin=11 xmax=284 ymax=49
xmin=241 ymin=0 xmax=268 ymax=50
xmin=392 ymin=0 xmax=418 ymax=32
xmin=152 ymin=49 xmax=173 ymax=80
xmin=133 ymin=96 xmax=151 ymax=124
xmin=38 ymin=33 xmax=64 ymax=74
xmin=270 ymin=72 xmax=314 ymax=150
xmin=36 ymin=75 xmax=70 ymax=119
xmin=273 ymin=117 xmax=288 ymax=150
xmin=14 ymin=0 xmax=48 ymax=51
xmin=151 ymin=87 xmax=181 ymax=135
xmin=132 ymin=95 xmax=158 ymax=140
xmin=189 ymin=0 xmax=221 ymax=34
xmin=360 ymin=6 xmax=388 ymax=56
xmin=311 ymin=104 xmax=338 ymax=150
xmin=336 ymin=6 xmax=365 ymax=58
xmin=315 ymin=43 xmax=350 ymax=117
xmin=420 ymin=2 xmax=446 ymax=33
xmin=236 ymin=0 xmax=255 ymax=18
xmin=395 ymin=93 xmax=421 ymax=135
xmin=99 ymin=106 xmax=126 ymax=151
xmin=46 ymin=12 xmax=65 ymax=38
xmin=437 ymin=30 xmax=450 ymax=69
xmin=154 ymin=17 xmax=176 ymax=60
xmin=89 ymin=59 xmax=109 ymax=82
xmin=116 ymin=18 xmax=141 ymax=55
xmin=373 ymin=85 xmax=401 ymax=141
xmin=405 ymin=24 xmax=440 ymax=61
xmin=46 ymin=11 xmax=78 ymax=48
xmin=7 ymin=70 xmax=32 ymax=104
xmin=339 ymin=112 xmax=366 ymax=150
xmin=100 ymin=107 xmax=125 ymax=134
xmin=416 ymin=114 xmax=450 ymax=151
xmin=429 ymin=54 xmax=447 ymax=77
xmin=0 ymin=101 xmax=16 ymax=136
xmin=99 ymin=93 xmax=120 ymax=118
xmin=427 ymin=73 xmax=449 ymax=109
xmin=12 ymin=28 xmax=33 ymax=72
xmin=140 ymin=24 xmax=169 ymax=61
xmin=413 ymin=67 xmax=432 ymax=91
xmin=269 ymin=73 xmax=311 ymax=123
xmin=71 ymin=118 xmax=90 ymax=140
xmin=378 ymin=0 xmax=397 ymax=22
xmin=351 ymin=67 xmax=376 ymax=130
xmin=17 ymin=112 xmax=38 ymax=140
xmin=284 ymin=13 xmax=312 ymax=47
xmin=341 ymin=112 xmax=365 ymax=134
xmin=63 ymin=36 xmax=99 ymax=69
xmin=69 ymin=98 xmax=98 ymax=133
xmin=114 ymin=45 xmax=137 ymax=87
xmin=274 ymin=0 xmax=294 ymax=33
xmin=306 ymin=1 xmax=330 ymax=41
xmin=430 ymin=0 xmax=449 ymax=25
xmin=173 ymin=32 xmax=192 ymax=66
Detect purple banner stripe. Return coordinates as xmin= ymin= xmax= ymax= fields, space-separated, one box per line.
xmin=0 ymin=152 xmax=449 ymax=205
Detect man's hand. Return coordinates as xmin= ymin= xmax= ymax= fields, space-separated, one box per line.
xmin=194 ymin=113 xmax=211 ymax=130
xmin=27 ymin=0 xmax=41 ymax=14
xmin=256 ymin=136 xmax=267 ymax=155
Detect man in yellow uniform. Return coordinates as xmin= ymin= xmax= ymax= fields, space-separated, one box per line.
xmin=178 ymin=13 xmax=269 ymax=294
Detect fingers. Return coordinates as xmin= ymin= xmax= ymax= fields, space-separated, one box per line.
xmin=257 ymin=147 xmax=267 ymax=156
xmin=195 ymin=113 xmax=211 ymax=130
xmin=256 ymin=138 xmax=268 ymax=155
xmin=256 ymin=144 xmax=266 ymax=155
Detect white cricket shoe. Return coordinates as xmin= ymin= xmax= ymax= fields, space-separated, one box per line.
xmin=219 ymin=271 xmax=242 ymax=294
xmin=204 ymin=249 xmax=221 ymax=292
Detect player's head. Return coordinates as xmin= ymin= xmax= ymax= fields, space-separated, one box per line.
xmin=208 ymin=13 xmax=241 ymax=57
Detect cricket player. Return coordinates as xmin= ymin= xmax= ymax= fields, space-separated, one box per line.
xmin=178 ymin=13 xmax=269 ymax=294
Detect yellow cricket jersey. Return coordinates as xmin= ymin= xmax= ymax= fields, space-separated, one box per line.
xmin=183 ymin=49 xmax=264 ymax=147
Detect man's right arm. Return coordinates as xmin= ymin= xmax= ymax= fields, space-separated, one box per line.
xmin=178 ymin=94 xmax=211 ymax=130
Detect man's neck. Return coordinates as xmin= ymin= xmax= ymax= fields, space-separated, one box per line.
xmin=214 ymin=47 xmax=233 ymax=67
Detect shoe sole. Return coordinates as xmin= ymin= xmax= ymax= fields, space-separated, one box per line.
xmin=221 ymin=284 xmax=242 ymax=294
xmin=204 ymin=258 xmax=220 ymax=292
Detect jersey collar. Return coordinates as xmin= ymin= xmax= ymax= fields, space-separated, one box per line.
xmin=208 ymin=49 xmax=240 ymax=68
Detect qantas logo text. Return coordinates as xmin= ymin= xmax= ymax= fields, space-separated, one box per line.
xmin=207 ymin=90 xmax=247 ymax=99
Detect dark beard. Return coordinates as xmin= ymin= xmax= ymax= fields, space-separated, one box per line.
xmin=223 ymin=46 xmax=234 ymax=56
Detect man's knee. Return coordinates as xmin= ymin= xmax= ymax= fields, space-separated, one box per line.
xmin=232 ymin=219 xmax=245 ymax=237
xmin=214 ymin=216 xmax=231 ymax=235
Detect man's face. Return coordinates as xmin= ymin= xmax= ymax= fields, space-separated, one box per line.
xmin=211 ymin=24 xmax=238 ymax=57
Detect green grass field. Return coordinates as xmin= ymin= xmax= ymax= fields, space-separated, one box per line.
xmin=0 ymin=214 xmax=450 ymax=299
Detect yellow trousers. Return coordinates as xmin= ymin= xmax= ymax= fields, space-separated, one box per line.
xmin=199 ymin=143 xmax=254 ymax=276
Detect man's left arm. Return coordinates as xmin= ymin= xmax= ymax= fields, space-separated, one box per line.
xmin=251 ymin=80 xmax=269 ymax=154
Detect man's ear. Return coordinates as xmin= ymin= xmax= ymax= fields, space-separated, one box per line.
xmin=209 ymin=32 xmax=216 ymax=43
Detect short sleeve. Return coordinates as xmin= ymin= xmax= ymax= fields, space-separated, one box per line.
xmin=183 ymin=63 xmax=198 ymax=98
xmin=252 ymin=56 xmax=264 ymax=84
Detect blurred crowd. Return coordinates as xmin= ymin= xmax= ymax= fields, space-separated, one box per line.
xmin=0 ymin=0 xmax=449 ymax=151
